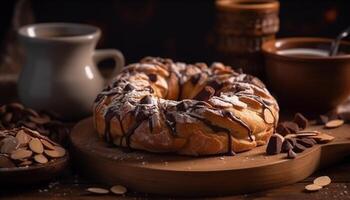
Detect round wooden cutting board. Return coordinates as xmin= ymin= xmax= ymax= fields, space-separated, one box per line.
xmin=70 ymin=117 xmax=350 ymax=196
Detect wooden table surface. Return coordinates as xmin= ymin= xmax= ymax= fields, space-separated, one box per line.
xmin=1 ymin=157 xmax=350 ymax=200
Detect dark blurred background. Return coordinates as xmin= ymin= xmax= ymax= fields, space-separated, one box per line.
xmin=0 ymin=0 xmax=349 ymax=72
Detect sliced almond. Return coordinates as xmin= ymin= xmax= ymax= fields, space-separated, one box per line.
xmin=305 ymin=184 xmax=322 ymax=192
xmin=29 ymin=138 xmax=44 ymax=154
xmin=263 ymin=108 xmax=274 ymax=124
xmin=239 ymin=96 xmax=261 ymax=110
xmin=44 ymin=146 xmax=66 ymax=158
xmin=313 ymin=176 xmax=331 ymax=187
xmin=41 ymin=139 xmax=56 ymax=150
xmin=87 ymin=187 xmax=109 ymax=194
xmin=309 ymin=132 xmax=335 ymax=144
xmin=10 ymin=149 xmax=32 ymax=160
xmin=110 ymin=185 xmax=127 ymax=195
xmin=16 ymin=130 xmax=32 ymax=145
xmin=325 ymin=119 xmax=344 ymax=129
xmin=34 ymin=154 xmax=48 ymax=164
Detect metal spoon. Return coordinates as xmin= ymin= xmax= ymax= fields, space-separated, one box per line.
xmin=329 ymin=26 xmax=350 ymax=56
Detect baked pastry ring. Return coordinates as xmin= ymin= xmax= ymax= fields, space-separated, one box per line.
xmin=93 ymin=57 xmax=279 ymax=156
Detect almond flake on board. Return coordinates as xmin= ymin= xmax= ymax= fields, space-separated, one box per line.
xmin=305 ymin=184 xmax=322 ymax=192
xmin=325 ymin=119 xmax=344 ymax=129
xmin=313 ymin=176 xmax=331 ymax=187
xmin=87 ymin=187 xmax=109 ymax=194
xmin=110 ymin=185 xmax=127 ymax=195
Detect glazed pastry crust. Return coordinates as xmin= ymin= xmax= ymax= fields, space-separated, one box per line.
xmin=93 ymin=57 xmax=279 ymax=156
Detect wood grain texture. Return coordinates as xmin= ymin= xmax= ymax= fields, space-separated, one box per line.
xmin=69 ymin=117 xmax=350 ymax=196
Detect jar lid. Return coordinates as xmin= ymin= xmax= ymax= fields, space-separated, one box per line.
xmin=216 ymin=0 xmax=279 ymax=12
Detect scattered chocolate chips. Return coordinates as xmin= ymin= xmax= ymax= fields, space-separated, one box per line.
xmin=123 ymin=83 xmax=135 ymax=92
xmin=266 ymin=133 xmax=284 ymax=155
xmin=317 ymin=115 xmax=329 ymax=125
xmin=284 ymin=121 xmax=300 ymax=133
xmin=276 ymin=123 xmax=291 ymax=136
xmin=297 ymin=138 xmax=316 ymax=148
xmin=287 ymin=149 xmax=297 ymax=159
xmin=285 ymin=138 xmax=297 ymax=148
xmin=193 ymin=86 xmax=215 ymax=102
xmin=147 ymin=73 xmax=157 ymax=82
xmin=140 ymin=96 xmax=153 ymax=104
xmin=293 ymin=143 xmax=306 ymax=153
xmin=281 ymin=139 xmax=294 ymax=153
xmin=293 ymin=113 xmax=308 ymax=129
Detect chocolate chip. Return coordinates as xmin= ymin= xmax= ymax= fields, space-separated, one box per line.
xmin=293 ymin=113 xmax=308 ymax=130
xmin=286 ymin=137 xmax=297 ymax=146
xmin=148 ymin=74 xmax=157 ymax=82
xmin=190 ymin=74 xmax=201 ymax=85
xmin=207 ymin=80 xmax=223 ymax=91
xmin=317 ymin=115 xmax=329 ymax=125
xmin=176 ymin=102 xmax=188 ymax=111
xmin=140 ymin=96 xmax=153 ymax=104
xmin=266 ymin=133 xmax=284 ymax=155
xmin=287 ymin=149 xmax=297 ymax=159
xmin=293 ymin=143 xmax=306 ymax=153
xmin=284 ymin=121 xmax=299 ymax=133
xmin=281 ymin=140 xmax=294 ymax=153
xmin=123 ymin=83 xmax=135 ymax=92
xmin=297 ymin=138 xmax=316 ymax=148
xmin=276 ymin=123 xmax=291 ymax=136
xmin=194 ymin=86 xmax=215 ymax=102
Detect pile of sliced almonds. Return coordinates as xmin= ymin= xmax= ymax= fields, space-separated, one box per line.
xmin=305 ymin=176 xmax=332 ymax=192
xmin=0 ymin=127 xmax=66 ymax=168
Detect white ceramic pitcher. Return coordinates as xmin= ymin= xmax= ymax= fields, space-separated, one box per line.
xmin=18 ymin=23 xmax=124 ymax=120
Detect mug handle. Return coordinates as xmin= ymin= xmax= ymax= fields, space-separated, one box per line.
xmin=93 ymin=49 xmax=125 ymax=82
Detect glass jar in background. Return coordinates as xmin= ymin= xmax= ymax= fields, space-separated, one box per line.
xmin=215 ymin=0 xmax=279 ymax=79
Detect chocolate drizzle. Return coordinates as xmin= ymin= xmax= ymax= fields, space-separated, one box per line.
xmin=165 ymin=112 xmax=177 ymax=136
xmin=104 ymin=106 xmax=119 ymax=145
xmin=221 ymin=110 xmax=253 ymax=141
xmin=189 ymin=113 xmax=235 ymax=155
xmin=95 ymin=57 xmax=278 ymax=156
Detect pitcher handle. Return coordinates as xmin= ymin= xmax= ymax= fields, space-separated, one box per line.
xmin=93 ymin=49 xmax=125 ymax=82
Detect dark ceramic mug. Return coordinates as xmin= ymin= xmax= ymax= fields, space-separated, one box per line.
xmin=263 ymin=37 xmax=350 ymax=113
